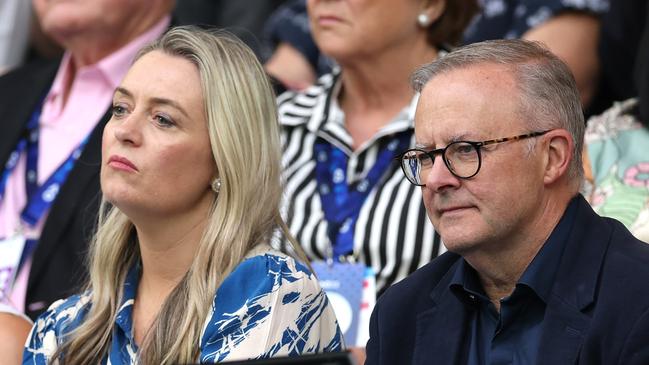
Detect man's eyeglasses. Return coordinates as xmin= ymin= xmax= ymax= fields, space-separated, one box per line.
xmin=399 ymin=130 xmax=552 ymax=186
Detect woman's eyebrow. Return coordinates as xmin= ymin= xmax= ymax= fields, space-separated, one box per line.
xmin=113 ymin=86 xmax=190 ymax=118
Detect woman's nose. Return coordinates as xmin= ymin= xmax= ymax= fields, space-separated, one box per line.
xmin=113 ymin=114 xmax=142 ymax=146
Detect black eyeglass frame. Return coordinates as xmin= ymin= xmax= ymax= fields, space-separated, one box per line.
xmin=399 ymin=130 xmax=552 ymax=186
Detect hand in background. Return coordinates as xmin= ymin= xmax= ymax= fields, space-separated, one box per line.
xmin=0 ymin=312 xmax=33 ymax=365
xmin=265 ymin=42 xmax=317 ymax=91
xmin=349 ymin=346 xmax=366 ymax=365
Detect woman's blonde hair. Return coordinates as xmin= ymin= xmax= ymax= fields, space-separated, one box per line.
xmin=56 ymin=26 xmax=303 ymax=364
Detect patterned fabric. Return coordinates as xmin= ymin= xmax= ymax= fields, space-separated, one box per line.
xmin=278 ymin=72 xmax=444 ymax=295
xmin=22 ymin=247 xmax=343 ymax=364
xmin=464 ymin=0 xmax=609 ymax=44
xmin=583 ymin=98 xmax=649 ymax=243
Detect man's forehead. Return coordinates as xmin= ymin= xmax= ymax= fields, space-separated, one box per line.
xmin=414 ymin=64 xmax=521 ymax=146
xmin=423 ymin=63 xmax=518 ymax=93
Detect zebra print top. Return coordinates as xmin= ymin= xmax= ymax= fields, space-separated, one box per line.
xmin=278 ymin=72 xmax=445 ymax=295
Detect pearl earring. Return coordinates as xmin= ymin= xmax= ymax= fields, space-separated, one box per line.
xmin=211 ymin=179 xmax=221 ymax=193
xmin=417 ymin=13 xmax=432 ymax=27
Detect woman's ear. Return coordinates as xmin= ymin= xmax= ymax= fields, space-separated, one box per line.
xmin=211 ymin=178 xmax=221 ymax=193
xmin=418 ymin=0 xmax=446 ymax=28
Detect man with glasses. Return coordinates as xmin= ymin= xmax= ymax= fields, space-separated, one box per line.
xmin=365 ymin=39 xmax=649 ymax=365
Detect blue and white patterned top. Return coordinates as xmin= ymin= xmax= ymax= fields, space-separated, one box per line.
xmin=464 ymin=0 xmax=610 ymax=44
xmin=22 ymin=246 xmax=344 ymax=364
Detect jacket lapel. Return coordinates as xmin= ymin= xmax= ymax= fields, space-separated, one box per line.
xmin=0 ymin=61 xmax=59 ymax=169
xmin=538 ymin=295 xmax=591 ymax=364
xmin=413 ymin=263 xmax=470 ymax=365
xmin=27 ymin=109 xmax=110 ymax=285
xmin=538 ymin=196 xmax=611 ymax=364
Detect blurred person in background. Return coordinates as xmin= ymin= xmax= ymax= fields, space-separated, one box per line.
xmin=264 ymin=0 xmax=329 ymax=93
xmin=464 ymin=0 xmax=610 ymax=110
xmin=582 ymin=3 xmax=649 ymax=242
xmin=22 ymin=26 xmax=342 ymax=364
xmin=588 ymin=0 xmax=646 ymax=116
xmin=173 ymin=0 xmax=287 ymax=59
xmin=266 ymin=0 xmax=609 ymax=109
xmin=0 ymin=0 xmax=173 ymax=323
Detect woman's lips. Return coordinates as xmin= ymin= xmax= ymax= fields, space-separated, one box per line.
xmin=108 ymin=155 xmax=138 ymax=172
xmin=317 ymin=15 xmax=343 ymax=26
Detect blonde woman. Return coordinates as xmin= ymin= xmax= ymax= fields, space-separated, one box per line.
xmin=22 ymin=26 xmax=342 ymax=364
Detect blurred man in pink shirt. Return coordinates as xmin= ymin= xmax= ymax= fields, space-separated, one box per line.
xmin=0 ymin=0 xmax=175 ymax=329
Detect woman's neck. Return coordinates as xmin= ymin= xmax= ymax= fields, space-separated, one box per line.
xmin=135 ymin=213 xmax=208 ymax=290
xmin=130 ymin=208 xmax=209 ymax=345
xmin=336 ymin=41 xmax=438 ymax=150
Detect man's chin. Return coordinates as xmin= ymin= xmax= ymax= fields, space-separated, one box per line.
xmin=438 ymin=233 xmax=480 ymax=255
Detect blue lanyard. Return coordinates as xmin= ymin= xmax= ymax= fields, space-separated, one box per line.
xmin=314 ymin=132 xmax=411 ymax=257
xmin=0 ymin=102 xmax=89 ymax=227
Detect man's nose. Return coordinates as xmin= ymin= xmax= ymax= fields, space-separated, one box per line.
xmin=423 ymin=155 xmax=461 ymax=192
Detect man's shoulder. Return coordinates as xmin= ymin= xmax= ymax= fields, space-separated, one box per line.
xmin=601 ymin=217 xmax=649 ymax=286
xmin=576 ymin=217 xmax=649 ymax=362
xmin=379 ymin=251 xmax=461 ymax=307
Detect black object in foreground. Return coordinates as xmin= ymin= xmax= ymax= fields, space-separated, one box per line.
xmin=186 ymin=351 xmax=356 ymax=365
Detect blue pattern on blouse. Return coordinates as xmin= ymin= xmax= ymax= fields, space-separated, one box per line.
xmin=22 ymin=250 xmax=343 ymax=364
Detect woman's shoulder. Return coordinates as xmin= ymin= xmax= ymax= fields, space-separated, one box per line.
xmin=23 ymin=293 xmax=92 ymax=362
xmin=32 ymin=292 xmax=92 ymax=332
xmin=217 ymin=245 xmax=319 ymax=302
xmin=199 ymin=245 xmax=343 ymax=361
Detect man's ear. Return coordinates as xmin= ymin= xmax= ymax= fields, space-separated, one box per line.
xmin=542 ymin=129 xmax=574 ymax=185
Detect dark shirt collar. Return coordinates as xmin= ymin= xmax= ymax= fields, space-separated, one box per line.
xmin=518 ymin=195 xmax=579 ymax=302
xmin=449 ymin=259 xmax=489 ymax=307
xmin=449 ymin=195 xmax=580 ymax=305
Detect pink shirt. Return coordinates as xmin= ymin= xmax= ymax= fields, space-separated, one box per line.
xmin=0 ymin=15 xmax=170 ymax=312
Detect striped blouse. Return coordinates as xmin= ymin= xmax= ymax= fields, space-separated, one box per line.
xmin=278 ymin=72 xmax=445 ymax=295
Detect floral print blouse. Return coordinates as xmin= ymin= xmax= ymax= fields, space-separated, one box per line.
xmin=583 ymin=98 xmax=649 ymax=243
xmin=22 ymin=246 xmax=343 ymax=364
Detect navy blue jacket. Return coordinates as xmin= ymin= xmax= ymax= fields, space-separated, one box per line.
xmin=366 ymin=195 xmax=649 ymax=365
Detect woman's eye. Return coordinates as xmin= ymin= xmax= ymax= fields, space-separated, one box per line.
xmin=154 ymin=114 xmax=175 ymax=128
xmin=111 ymin=104 xmax=127 ymax=117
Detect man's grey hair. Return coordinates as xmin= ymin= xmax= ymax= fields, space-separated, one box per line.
xmin=412 ymin=39 xmax=585 ymax=186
